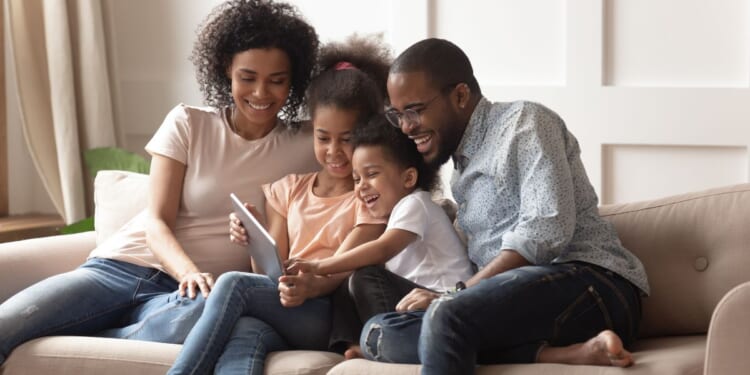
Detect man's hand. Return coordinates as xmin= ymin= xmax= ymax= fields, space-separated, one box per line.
xmin=466 ymin=249 xmax=530 ymax=287
xmin=396 ymin=288 xmax=441 ymax=312
xmin=278 ymin=271 xmax=315 ymax=307
xmin=178 ymin=271 xmax=215 ymax=299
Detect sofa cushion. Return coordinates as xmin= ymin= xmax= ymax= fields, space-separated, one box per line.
xmin=93 ymin=170 xmax=149 ymax=245
xmin=1 ymin=336 xmax=181 ymax=375
xmin=265 ymin=351 xmax=345 ymax=374
xmin=0 ymin=231 xmax=95 ymax=302
xmin=328 ymin=336 xmax=705 ymax=375
xmin=1 ymin=337 xmax=344 ymax=375
xmin=599 ymin=183 xmax=750 ymax=338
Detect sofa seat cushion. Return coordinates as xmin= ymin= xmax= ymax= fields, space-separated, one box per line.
xmin=0 ymin=336 xmax=345 ymax=375
xmin=328 ymin=335 xmax=705 ymax=375
xmin=1 ymin=336 xmax=181 ymax=375
xmin=265 ymin=350 xmax=345 ymax=374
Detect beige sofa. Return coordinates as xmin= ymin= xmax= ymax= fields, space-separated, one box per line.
xmin=1 ymin=171 xmax=750 ymax=375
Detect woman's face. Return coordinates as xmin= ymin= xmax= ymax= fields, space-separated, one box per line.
xmin=227 ymin=48 xmax=292 ymax=131
xmin=312 ymin=106 xmax=357 ymax=180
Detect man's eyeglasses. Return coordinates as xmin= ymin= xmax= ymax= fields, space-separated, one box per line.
xmin=385 ymin=84 xmax=457 ymax=129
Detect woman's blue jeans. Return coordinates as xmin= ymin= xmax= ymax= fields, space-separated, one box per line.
xmin=167 ymin=271 xmax=332 ymax=375
xmin=361 ymin=262 xmax=642 ymax=375
xmin=0 ymin=258 xmax=206 ymax=365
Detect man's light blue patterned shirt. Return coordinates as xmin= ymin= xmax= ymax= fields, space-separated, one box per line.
xmin=451 ymin=98 xmax=650 ymax=294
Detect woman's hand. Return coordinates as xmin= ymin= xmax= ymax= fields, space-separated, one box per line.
xmin=285 ymin=257 xmax=320 ymax=275
xmin=395 ymin=288 xmax=441 ymax=312
xmin=178 ymin=271 xmax=215 ymax=299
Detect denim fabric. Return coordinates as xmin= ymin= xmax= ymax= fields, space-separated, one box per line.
xmin=349 ymin=266 xmax=424 ymax=321
xmin=0 ymin=258 xmax=204 ymax=365
xmin=360 ymin=310 xmax=424 ymax=364
xmin=361 ymin=262 xmax=641 ymax=375
xmin=168 ymin=271 xmax=332 ymax=375
xmin=329 ymin=266 xmax=423 ymax=352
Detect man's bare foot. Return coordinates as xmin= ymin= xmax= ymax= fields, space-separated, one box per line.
xmin=344 ymin=345 xmax=363 ymax=360
xmin=537 ymin=330 xmax=634 ymax=367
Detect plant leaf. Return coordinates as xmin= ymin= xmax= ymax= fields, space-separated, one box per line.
xmin=59 ymin=216 xmax=94 ymax=234
xmin=84 ymin=147 xmax=150 ymax=176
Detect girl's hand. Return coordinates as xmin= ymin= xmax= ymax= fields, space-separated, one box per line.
xmin=178 ymin=271 xmax=215 ymax=299
xmin=228 ymin=212 xmax=248 ymax=245
xmin=229 ymin=203 xmax=264 ymax=246
xmin=285 ymin=257 xmax=320 ymax=275
xmin=395 ymin=288 xmax=440 ymax=312
xmin=278 ymin=271 xmax=314 ymax=307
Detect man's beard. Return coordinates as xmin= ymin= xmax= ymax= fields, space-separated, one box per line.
xmin=428 ymin=144 xmax=452 ymax=170
xmin=427 ymin=123 xmax=462 ymax=170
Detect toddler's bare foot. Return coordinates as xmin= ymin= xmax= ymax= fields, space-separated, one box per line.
xmin=537 ymin=330 xmax=634 ymax=367
xmin=344 ymin=345 xmax=363 ymax=360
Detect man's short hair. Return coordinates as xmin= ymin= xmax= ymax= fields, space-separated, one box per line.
xmin=390 ymin=38 xmax=481 ymax=95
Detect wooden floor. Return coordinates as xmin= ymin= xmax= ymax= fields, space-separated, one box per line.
xmin=0 ymin=214 xmax=64 ymax=243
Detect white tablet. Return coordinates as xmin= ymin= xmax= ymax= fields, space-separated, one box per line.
xmin=230 ymin=193 xmax=284 ymax=283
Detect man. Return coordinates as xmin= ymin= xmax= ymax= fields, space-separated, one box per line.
xmin=361 ymin=38 xmax=650 ymax=375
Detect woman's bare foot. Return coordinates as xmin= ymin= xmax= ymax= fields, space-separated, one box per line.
xmin=537 ymin=330 xmax=634 ymax=367
xmin=344 ymin=344 xmax=363 ymax=360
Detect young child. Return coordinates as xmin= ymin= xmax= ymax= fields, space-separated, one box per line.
xmin=168 ymin=35 xmax=392 ymax=375
xmin=287 ymin=114 xmax=475 ymax=357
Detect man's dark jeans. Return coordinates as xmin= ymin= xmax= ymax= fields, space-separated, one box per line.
xmin=361 ymin=262 xmax=642 ymax=375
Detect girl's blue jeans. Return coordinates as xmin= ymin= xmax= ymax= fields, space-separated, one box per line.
xmin=167 ymin=271 xmax=331 ymax=375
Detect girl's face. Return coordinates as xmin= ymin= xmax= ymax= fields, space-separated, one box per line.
xmin=312 ymin=106 xmax=357 ymax=179
xmin=352 ymin=145 xmax=416 ymax=219
xmin=227 ymin=48 xmax=291 ymax=131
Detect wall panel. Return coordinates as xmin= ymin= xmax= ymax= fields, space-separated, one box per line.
xmin=601 ymin=144 xmax=748 ymax=204
xmin=603 ymin=0 xmax=750 ymax=87
xmin=433 ymin=0 xmax=567 ymax=86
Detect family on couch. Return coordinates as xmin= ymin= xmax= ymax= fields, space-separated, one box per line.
xmin=0 ymin=1 xmax=650 ymax=374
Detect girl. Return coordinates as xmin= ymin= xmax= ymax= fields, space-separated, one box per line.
xmin=168 ymin=35 xmax=392 ymax=375
xmin=0 ymin=0 xmax=319 ymax=363
xmin=287 ymin=115 xmax=475 ymax=358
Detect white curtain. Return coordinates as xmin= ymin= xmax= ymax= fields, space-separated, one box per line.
xmin=7 ymin=0 xmax=116 ymax=223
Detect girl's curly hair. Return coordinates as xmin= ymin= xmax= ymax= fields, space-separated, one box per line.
xmin=190 ymin=0 xmax=319 ymax=125
xmin=306 ymin=34 xmax=392 ymax=124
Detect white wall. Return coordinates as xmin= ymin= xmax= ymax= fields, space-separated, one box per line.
xmin=6 ymin=0 xmax=750 ymax=214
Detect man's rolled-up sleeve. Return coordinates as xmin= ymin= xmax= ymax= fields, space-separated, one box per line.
xmin=498 ymin=104 xmax=577 ymax=264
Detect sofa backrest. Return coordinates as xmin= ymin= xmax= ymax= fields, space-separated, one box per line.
xmin=599 ymin=183 xmax=750 ymax=338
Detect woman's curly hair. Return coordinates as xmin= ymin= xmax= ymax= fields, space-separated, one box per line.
xmin=190 ymin=0 xmax=319 ymax=124
xmin=306 ymin=34 xmax=392 ymax=124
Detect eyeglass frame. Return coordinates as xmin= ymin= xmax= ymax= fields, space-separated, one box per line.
xmin=384 ymin=83 xmax=460 ymax=129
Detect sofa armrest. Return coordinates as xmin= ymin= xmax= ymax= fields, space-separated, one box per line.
xmin=0 ymin=232 xmax=96 ymax=302
xmin=704 ymin=281 xmax=750 ymax=375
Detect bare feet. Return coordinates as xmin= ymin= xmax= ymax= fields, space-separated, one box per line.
xmin=537 ymin=330 xmax=634 ymax=367
xmin=344 ymin=345 xmax=363 ymax=360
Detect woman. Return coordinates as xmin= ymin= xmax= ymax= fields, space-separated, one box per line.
xmin=0 ymin=0 xmax=319 ymax=364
